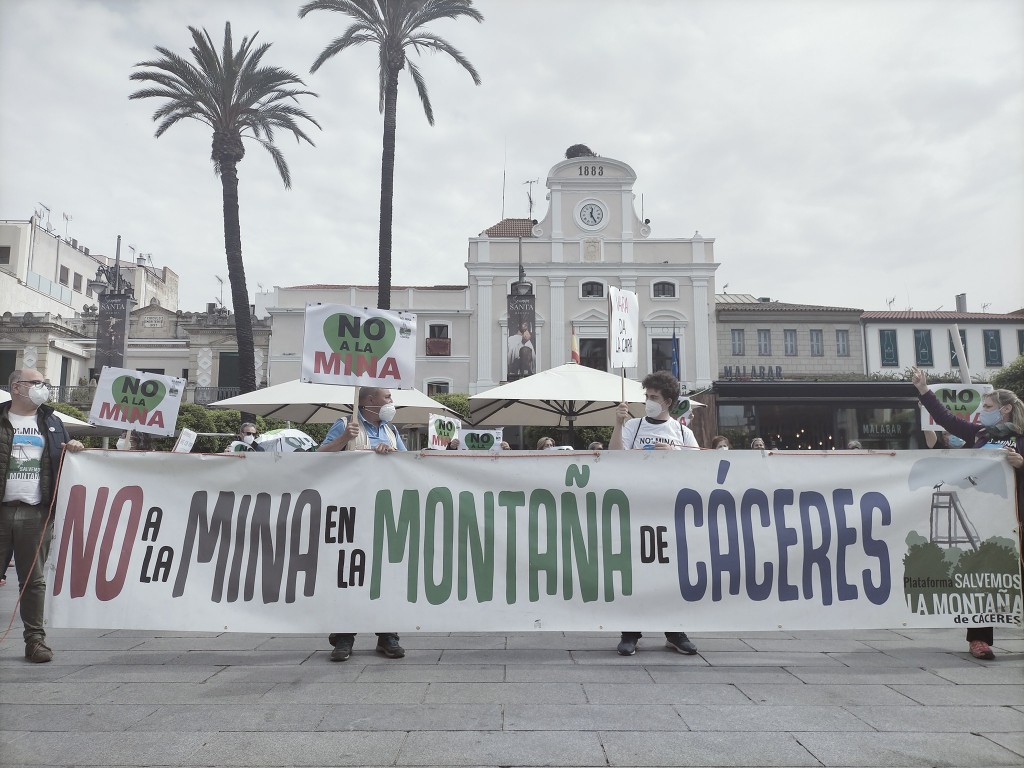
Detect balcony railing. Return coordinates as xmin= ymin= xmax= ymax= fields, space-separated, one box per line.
xmin=194 ymin=386 xmax=240 ymax=405
xmin=426 ymin=338 xmax=451 ymax=356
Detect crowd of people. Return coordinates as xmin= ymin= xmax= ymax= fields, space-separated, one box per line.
xmin=3 ymin=366 xmax=1021 ymax=665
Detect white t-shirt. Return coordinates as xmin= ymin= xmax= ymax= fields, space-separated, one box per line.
xmin=4 ymin=412 xmax=44 ymax=505
xmin=621 ymin=417 xmax=699 ymax=451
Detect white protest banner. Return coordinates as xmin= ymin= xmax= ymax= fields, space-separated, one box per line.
xmin=459 ymin=428 xmax=503 ymax=451
xmin=427 ymin=412 xmax=461 ymax=450
xmin=921 ymin=384 xmax=994 ymax=431
xmin=48 ymin=450 xmax=1020 ymax=634
xmin=301 ymin=303 xmax=417 ymax=388
xmin=607 ymin=286 xmax=639 ymax=369
xmin=172 ymin=428 xmax=197 ymax=453
xmin=88 ymin=367 xmax=185 ymax=437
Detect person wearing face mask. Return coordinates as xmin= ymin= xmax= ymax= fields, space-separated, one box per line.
xmin=610 ymin=370 xmax=700 ymax=657
xmin=912 ymin=367 xmax=1024 ymax=661
xmin=237 ymin=423 xmax=264 ymax=452
xmin=711 ymin=435 xmax=731 ymax=450
xmin=1 ymin=368 xmax=85 ymax=663
xmin=319 ymin=387 xmax=406 ymax=661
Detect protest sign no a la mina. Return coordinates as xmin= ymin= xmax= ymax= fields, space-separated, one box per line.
xmin=301 ymin=303 xmax=417 ymax=389
xmin=46 ymin=449 xmax=1021 ymax=634
xmin=87 ymin=366 xmax=186 ymax=437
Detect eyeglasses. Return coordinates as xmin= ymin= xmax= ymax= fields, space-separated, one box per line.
xmin=14 ymin=380 xmax=50 ymax=389
xmin=242 ymin=432 xmax=257 ymax=437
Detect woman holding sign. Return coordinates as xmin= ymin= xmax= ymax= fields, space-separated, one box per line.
xmin=912 ymin=367 xmax=1024 ymax=660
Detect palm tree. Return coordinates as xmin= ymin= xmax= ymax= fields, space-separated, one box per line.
xmin=299 ymin=0 xmax=483 ymax=310
xmin=130 ymin=23 xmax=320 ymax=396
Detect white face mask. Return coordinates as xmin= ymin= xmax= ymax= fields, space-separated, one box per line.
xmin=28 ymin=384 xmax=50 ymax=406
xmin=644 ymin=400 xmax=663 ymax=419
xmin=378 ymin=403 xmax=397 ymax=423
xmin=242 ymin=435 xmax=255 ymax=445
xmin=116 ymin=438 xmax=131 ymax=451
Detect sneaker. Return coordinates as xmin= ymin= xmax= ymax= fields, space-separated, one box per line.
xmin=25 ymin=640 xmax=53 ymax=663
xmin=375 ymin=634 xmax=405 ymax=659
xmin=617 ymin=636 xmax=639 ymax=656
xmin=665 ymin=632 xmax=698 ymax=655
xmin=329 ymin=635 xmax=354 ymax=662
xmin=969 ymin=640 xmax=995 ymax=660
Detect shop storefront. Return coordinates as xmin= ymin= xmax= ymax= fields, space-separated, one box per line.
xmin=713 ymin=381 xmax=923 ymax=450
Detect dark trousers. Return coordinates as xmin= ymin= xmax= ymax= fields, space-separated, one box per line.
xmin=329 ymin=633 xmax=398 ymax=645
xmin=0 ymin=502 xmax=52 ymax=644
xmin=966 ymin=627 xmax=994 ymax=645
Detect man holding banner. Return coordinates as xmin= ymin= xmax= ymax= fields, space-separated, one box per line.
xmin=318 ymin=387 xmax=406 ymax=661
xmin=1 ymin=369 xmax=85 ymax=663
xmin=611 ymin=370 xmax=700 ymax=657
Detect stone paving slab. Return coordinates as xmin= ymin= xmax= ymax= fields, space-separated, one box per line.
xmin=741 ymin=638 xmax=874 ymax=653
xmin=845 ymin=704 xmax=1024 ymax=732
xmin=423 ymin=682 xmax=586 ymax=703
xmin=796 ymin=731 xmax=1024 ymax=766
xmin=0 ymin=703 xmax=159 ymax=732
xmin=825 ymin=650 xmax=980 ymax=668
xmin=600 ymin=731 xmax=819 ymax=766
xmin=2 ymin=731 xmax=210 ymax=766
xmin=506 ymin=664 xmax=655 ymax=682
xmin=645 ymin=665 xmax=803 ymax=684
xmin=785 ymin=666 xmax=950 ymax=685
xmin=397 ymin=731 xmax=606 ymax=766
xmin=735 ymin=683 xmax=918 ymax=706
xmin=212 ymin=662 xmax=364 ymax=682
xmin=698 ymin=651 xmax=849 ymax=666
xmin=931 ymin=664 xmax=1024 ymax=684
xmin=91 ymin=681 xmax=278 ymax=705
xmin=183 ymin=731 xmax=405 ymax=766
xmin=674 ymin=704 xmax=874 ymax=731
xmin=355 ymin=663 xmax=505 ymax=682
xmin=582 ymin=682 xmax=752 ymax=705
xmin=0 ymin=681 xmax=123 ymax=705
xmin=982 ymin=732 xmax=1024 ymax=759
xmin=504 ymin=703 xmax=687 ymax=731
xmin=54 ymin=663 xmax=225 ymax=683
xmin=890 ymin=683 xmax=1024 ymax=705
xmin=261 ymin=681 xmax=428 ymax=704
xmin=436 ymin=648 xmax=572 ymax=664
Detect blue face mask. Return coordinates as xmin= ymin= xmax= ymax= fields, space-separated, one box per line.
xmin=978 ymin=408 xmax=1003 ymax=427
xmin=947 ymin=435 xmax=966 ymax=448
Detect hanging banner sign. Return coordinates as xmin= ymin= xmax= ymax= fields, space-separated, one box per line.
xmin=458 ymin=428 xmax=503 ymax=451
xmin=608 ymin=286 xmax=639 ymax=369
xmin=87 ymin=367 xmax=185 ymax=437
xmin=921 ymin=384 xmax=994 ymax=430
xmin=427 ymin=412 xmax=462 ymax=450
xmin=46 ymin=450 xmax=1020 ymax=634
xmin=301 ymin=303 xmax=417 ymax=389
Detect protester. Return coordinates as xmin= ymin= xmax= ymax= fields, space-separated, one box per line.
xmin=750 ymin=437 xmax=765 ymax=450
xmin=319 ymin=387 xmax=406 ymax=662
xmin=588 ymin=441 xmax=604 ymax=450
xmin=912 ymin=367 xmax=1024 ymax=660
xmin=536 ymin=436 xmax=556 ymax=450
xmin=711 ymin=435 xmax=731 ymax=450
xmin=1 ymin=368 xmax=85 ymax=662
xmin=846 ymin=440 xmax=863 ymax=450
xmin=237 ymin=422 xmax=264 ymax=452
xmin=499 ymin=441 xmax=511 ymax=450
xmin=610 ymin=370 xmax=699 ymax=656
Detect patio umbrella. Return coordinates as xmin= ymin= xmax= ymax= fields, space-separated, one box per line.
xmin=469 ymin=362 xmax=648 ymax=433
xmin=208 ymin=379 xmax=457 ymax=426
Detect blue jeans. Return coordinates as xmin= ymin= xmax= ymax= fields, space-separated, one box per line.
xmin=0 ymin=502 xmax=53 ymax=644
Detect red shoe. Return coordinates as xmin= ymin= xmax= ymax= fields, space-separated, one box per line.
xmin=969 ymin=640 xmax=995 ymax=660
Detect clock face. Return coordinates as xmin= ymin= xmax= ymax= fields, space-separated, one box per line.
xmin=579 ymin=203 xmax=604 ymax=227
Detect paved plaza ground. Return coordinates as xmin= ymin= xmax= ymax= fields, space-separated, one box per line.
xmin=1 ymin=584 xmax=1023 ymax=768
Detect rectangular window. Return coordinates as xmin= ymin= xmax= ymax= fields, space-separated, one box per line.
xmin=835 ymin=329 xmax=850 ymax=357
xmin=731 ymin=329 xmax=745 ymax=356
xmin=983 ymin=330 xmax=1002 ymax=367
xmin=73 ymin=272 xmax=83 ymax=292
xmin=181 ymin=368 xmax=189 ymax=381
xmin=652 ymin=338 xmax=674 ymax=373
xmin=428 ymin=324 xmax=448 ymax=339
xmin=949 ymin=329 xmax=968 ymax=367
xmin=879 ymin=329 xmax=899 ymax=367
xmin=913 ymin=330 xmax=933 ymax=366
xmin=425 ymin=323 xmax=451 ymax=356
xmin=757 ymin=329 xmax=771 ymax=356
xmin=579 ymin=338 xmax=607 ymax=371
xmin=783 ymin=329 xmax=797 ymax=356
xmin=0 ymin=246 xmax=10 ymax=265
xmin=809 ymin=329 xmax=824 ymax=357
xmin=1018 ymin=330 xmax=1024 ymax=356
xmin=426 ymin=382 xmax=450 ymax=396
xmin=59 ymin=265 xmax=69 ymax=286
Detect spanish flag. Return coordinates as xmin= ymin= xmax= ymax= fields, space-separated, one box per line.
xmin=571 ymin=326 xmax=580 ymax=364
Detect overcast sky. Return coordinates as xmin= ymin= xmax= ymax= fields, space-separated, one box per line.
xmin=2 ymin=0 xmax=1021 ymax=314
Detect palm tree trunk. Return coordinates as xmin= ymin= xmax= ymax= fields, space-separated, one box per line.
xmin=219 ymin=158 xmax=258 ymax=402
xmin=377 ymin=68 xmax=400 ymax=311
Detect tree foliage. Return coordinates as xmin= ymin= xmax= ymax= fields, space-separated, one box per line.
xmin=130 ymin=23 xmax=319 ymax=404
xmin=299 ymin=0 xmax=483 ymax=310
xmin=991 ymin=355 xmax=1024 ymax=399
